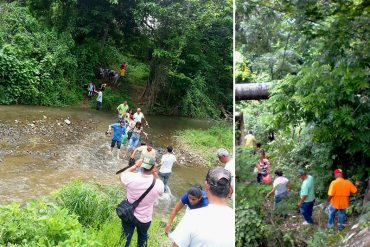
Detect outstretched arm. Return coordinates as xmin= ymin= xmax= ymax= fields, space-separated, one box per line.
xmin=130 ymin=147 xmax=139 ymax=158
xmin=266 ymin=188 xmax=276 ymax=198
xmin=165 ymin=201 xmax=185 ymax=235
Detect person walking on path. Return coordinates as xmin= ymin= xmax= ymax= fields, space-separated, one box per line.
xmin=95 ymin=88 xmax=103 ymax=110
xmin=134 ymin=108 xmax=149 ymax=127
xmin=171 ymin=167 xmax=234 ymax=247
xmin=266 ymin=169 xmax=291 ymax=210
xmin=119 ymin=156 xmax=164 ymax=247
xmin=297 ymin=169 xmax=315 ymax=225
xmin=244 ymin=131 xmax=256 ymax=147
xmin=325 ymin=168 xmax=359 ymax=230
xmin=165 ymin=185 xmax=208 ymax=235
xmin=157 ymin=145 xmax=177 ymax=193
xmin=107 ymin=120 xmax=127 ymax=159
xmin=117 ymin=101 xmax=129 ymax=120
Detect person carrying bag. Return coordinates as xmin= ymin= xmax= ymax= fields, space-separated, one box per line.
xmin=118 ymin=156 xmax=164 ymax=247
xmin=116 ymin=178 xmax=156 ymax=223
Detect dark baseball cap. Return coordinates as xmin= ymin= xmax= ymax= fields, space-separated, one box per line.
xmin=206 ymin=167 xmax=231 ymax=187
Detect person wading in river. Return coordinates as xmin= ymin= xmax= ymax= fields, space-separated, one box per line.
xmin=107 ymin=120 xmax=127 ymax=159
xmin=119 ymin=156 xmax=164 ymax=247
xmin=157 ymin=145 xmax=177 ymax=193
xmin=134 ymin=108 xmax=149 ymax=127
xmin=117 ymin=101 xmax=129 ymax=121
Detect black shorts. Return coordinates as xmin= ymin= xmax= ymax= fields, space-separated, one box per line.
xmin=111 ymin=140 xmax=122 ymax=149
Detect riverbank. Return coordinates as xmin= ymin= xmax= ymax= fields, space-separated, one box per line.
xmin=175 ymin=123 xmax=233 ymax=167
xmin=0 ymin=180 xmax=171 ymax=247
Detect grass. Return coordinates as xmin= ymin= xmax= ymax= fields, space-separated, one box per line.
xmin=176 ymin=122 xmax=233 ymax=166
xmin=0 ymin=180 xmax=171 ymax=247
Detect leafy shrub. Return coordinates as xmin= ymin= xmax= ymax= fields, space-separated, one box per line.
xmin=52 ymin=180 xmax=123 ymax=228
xmin=0 ymin=201 xmax=101 ymax=246
xmin=236 ymin=199 xmax=268 ymax=247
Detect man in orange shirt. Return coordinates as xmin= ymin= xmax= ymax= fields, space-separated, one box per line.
xmin=325 ymin=168 xmax=359 ymax=230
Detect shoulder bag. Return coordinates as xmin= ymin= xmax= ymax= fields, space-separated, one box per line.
xmin=116 ymin=177 xmax=156 ymax=223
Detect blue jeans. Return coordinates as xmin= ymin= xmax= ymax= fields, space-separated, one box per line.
xmin=158 ymin=172 xmax=171 ymax=192
xmin=274 ymin=191 xmax=287 ymax=210
xmin=121 ymin=217 xmax=151 ymax=247
xmin=327 ymin=204 xmax=346 ymax=230
xmin=300 ymin=200 xmax=315 ymax=224
xmin=128 ymin=137 xmax=140 ymax=151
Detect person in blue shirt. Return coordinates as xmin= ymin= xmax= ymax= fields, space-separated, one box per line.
xmin=107 ymin=120 xmax=127 ymax=159
xmin=164 ymin=185 xmax=208 ymax=235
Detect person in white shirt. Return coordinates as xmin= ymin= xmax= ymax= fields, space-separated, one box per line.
xmin=95 ymin=88 xmax=103 ymax=110
xmin=170 ymin=167 xmax=235 ymax=247
xmin=157 ymin=145 xmax=177 ymax=192
xmin=266 ymin=169 xmax=291 ymax=210
xmin=216 ymin=148 xmax=235 ymax=188
xmin=133 ymin=108 xmax=149 ymax=127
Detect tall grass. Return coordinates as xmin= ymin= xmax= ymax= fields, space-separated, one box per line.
xmin=176 ymin=122 xmax=233 ymax=166
xmin=0 ymin=181 xmax=171 ymax=247
xmin=52 ymin=180 xmax=123 ymax=227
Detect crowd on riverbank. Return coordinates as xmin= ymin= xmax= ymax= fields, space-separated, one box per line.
xmin=103 ymin=101 xmax=235 ymax=246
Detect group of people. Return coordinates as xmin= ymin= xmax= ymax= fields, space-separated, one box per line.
xmin=253 ymin=147 xmax=358 ymax=230
xmin=247 ymin=131 xmax=359 ymax=231
xmin=107 ymin=101 xmax=235 ymax=246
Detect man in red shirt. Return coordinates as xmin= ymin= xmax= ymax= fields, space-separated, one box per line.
xmin=325 ymin=168 xmax=359 ymax=230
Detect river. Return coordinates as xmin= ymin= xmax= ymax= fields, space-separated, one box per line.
xmin=0 ymin=105 xmax=211 ymax=217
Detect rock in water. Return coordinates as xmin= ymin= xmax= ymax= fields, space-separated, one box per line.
xmin=64 ymin=119 xmax=71 ymax=125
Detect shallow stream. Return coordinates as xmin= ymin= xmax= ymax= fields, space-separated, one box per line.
xmin=0 ymin=105 xmax=211 ymax=217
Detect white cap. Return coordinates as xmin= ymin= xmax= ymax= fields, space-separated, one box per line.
xmin=216 ymin=148 xmax=229 ymax=157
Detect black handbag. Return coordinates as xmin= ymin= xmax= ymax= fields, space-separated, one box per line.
xmin=116 ymin=177 xmax=156 ymax=222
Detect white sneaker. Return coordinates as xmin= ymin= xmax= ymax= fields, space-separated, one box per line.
xmin=302 ymin=221 xmax=310 ymax=225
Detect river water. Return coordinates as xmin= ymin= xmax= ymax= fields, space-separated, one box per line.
xmin=0 ymin=105 xmax=211 ymax=217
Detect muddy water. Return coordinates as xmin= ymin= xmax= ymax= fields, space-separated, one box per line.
xmin=0 ymin=105 xmax=211 ymax=216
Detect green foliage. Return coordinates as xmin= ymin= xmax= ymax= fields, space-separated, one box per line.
xmin=235 ymin=198 xmax=268 ymax=247
xmin=0 ymin=181 xmax=169 ymax=247
xmin=176 ymin=122 xmax=232 ymax=166
xmin=0 ymin=2 xmax=80 ymax=106
xmin=181 ymin=74 xmax=220 ymax=118
xmin=52 ymin=180 xmax=123 ymax=228
xmin=0 ymin=201 xmax=101 ymax=246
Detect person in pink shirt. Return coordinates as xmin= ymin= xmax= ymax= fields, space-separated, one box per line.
xmin=120 ymin=156 xmax=164 ymax=247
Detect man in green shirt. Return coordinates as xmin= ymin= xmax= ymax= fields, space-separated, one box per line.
xmin=297 ymin=169 xmax=315 ymax=225
xmin=117 ymin=101 xmax=129 ymax=120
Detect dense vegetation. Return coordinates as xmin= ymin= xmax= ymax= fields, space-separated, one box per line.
xmin=0 ymin=0 xmax=232 ymax=118
xmin=0 ymin=181 xmax=169 ymax=246
xmin=236 ymin=0 xmax=370 ymax=246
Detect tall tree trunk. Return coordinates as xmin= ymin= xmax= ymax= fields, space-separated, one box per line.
xmin=143 ymin=58 xmax=168 ymax=108
xmin=100 ymin=25 xmax=109 ymax=54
